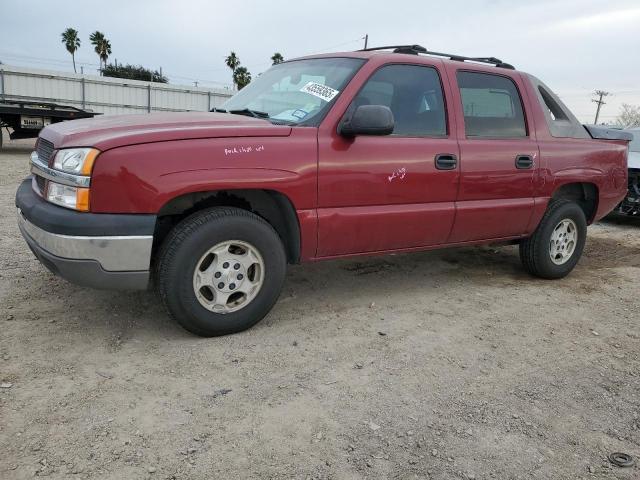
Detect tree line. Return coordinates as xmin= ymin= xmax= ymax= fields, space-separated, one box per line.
xmin=54 ymin=30 xmax=640 ymax=116
xmin=61 ymin=27 xmax=284 ymax=90
xmin=62 ymin=27 xmax=284 ymax=90
xmin=616 ymin=104 xmax=640 ymax=128
xmin=61 ymin=28 xmax=167 ymax=83
xmin=225 ymin=51 xmax=284 ymax=90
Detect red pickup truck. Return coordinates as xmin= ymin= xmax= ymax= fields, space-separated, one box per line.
xmin=16 ymin=45 xmax=631 ymax=336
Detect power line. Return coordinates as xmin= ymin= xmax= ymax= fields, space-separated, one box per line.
xmin=559 ymin=90 xmax=640 ymax=98
xmin=2 ymin=35 xmax=367 ymax=88
xmin=243 ymin=36 xmax=365 ymax=74
xmin=0 ymin=51 xmax=233 ymax=88
xmin=0 ymin=52 xmax=100 ymax=67
xmin=307 ymin=37 xmax=365 ymax=54
xmin=575 ymin=113 xmax=618 ymax=117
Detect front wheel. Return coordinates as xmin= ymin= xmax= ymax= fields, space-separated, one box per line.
xmin=157 ymin=207 xmax=287 ymax=336
xmin=519 ymin=200 xmax=587 ymax=279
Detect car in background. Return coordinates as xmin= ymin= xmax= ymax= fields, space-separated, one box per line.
xmin=618 ymin=128 xmax=640 ymax=215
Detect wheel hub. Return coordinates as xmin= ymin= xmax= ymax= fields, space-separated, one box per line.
xmin=549 ymin=219 xmax=577 ymax=265
xmin=193 ymin=240 xmax=264 ymax=314
xmin=213 ymin=261 xmax=246 ymax=293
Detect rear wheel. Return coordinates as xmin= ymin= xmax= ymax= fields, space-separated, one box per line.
xmin=157 ymin=207 xmax=287 ymax=336
xmin=519 ymin=200 xmax=587 ymax=279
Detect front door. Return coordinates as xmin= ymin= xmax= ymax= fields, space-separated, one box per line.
xmin=317 ymin=62 xmax=460 ymax=257
xmin=445 ymin=68 xmax=539 ymax=243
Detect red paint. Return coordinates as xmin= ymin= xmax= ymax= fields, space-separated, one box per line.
xmin=42 ymin=112 xmax=291 ymax=150
xmin=39 ymin=51 xmax=629 ymax=262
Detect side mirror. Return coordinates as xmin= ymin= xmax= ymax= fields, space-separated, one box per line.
xmin=339 ymin=105 xmax=395 ymax=137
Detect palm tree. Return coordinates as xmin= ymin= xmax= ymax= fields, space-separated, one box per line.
xmin=99 ymin=39 xmax=112 ymax=70
xmin=233 ymin=67 xmax=252 ymax=90
xmin=225 ymin=51 xmax=240 ymax=72
xmin=225 ymin=52 xmax=240 ymax=87
xmin=89 ymin=31 xmax=111 ymax=74
xmin=89 ymin=31 xmax=104 ymax=72
xmin=61 ymin=28 xmax=81 ymax=73
xmin=89 ymin=31 xmax=104 ymax=71
xmin=271 ymin=52 xmax=284 ymax=65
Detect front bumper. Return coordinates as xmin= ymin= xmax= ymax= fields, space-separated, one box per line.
xmin=15 ymin=178 xmax=156 ymax=290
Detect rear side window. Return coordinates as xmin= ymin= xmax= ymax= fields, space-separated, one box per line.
xmin=527 ymin=74 xmax=590 ymax=139
xmin=538 ymin=86 xmax=569 ymax=122
xmin=352 ymin=64 xmax=447 ymax=137
xmin=457 ymin=71 xmax=527 ymax=138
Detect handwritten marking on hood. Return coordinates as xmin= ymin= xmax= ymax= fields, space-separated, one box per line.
xmin=224 ymin=145 xmax=265 ymax=156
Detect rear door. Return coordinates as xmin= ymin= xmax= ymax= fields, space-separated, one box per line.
xmin=316 ymin=61 xmax=460 ymax=256
xmin=445 ymin=67 xmax=539 ymax=242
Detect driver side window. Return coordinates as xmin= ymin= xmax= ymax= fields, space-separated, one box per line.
xmin=352 ymin=64 xmax=447 ymax=137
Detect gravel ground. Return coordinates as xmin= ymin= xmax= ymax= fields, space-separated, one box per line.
xmin=1 ymin=133 xmax=639 ymax=480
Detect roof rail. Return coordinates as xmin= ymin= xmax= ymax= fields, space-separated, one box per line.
xmin=359 ymin=44 xmax=515 ymax=70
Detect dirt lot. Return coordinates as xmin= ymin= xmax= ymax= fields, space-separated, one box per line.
xmin=1 ymin=134 xmax=639 ymax=480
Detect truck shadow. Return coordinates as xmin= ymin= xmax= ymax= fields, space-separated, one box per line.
xmin=23 ymin=231 xmax=637 ymax=338
xmin=600 ymin=213 xmax=640 ymax=228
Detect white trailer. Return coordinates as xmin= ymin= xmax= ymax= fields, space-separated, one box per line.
xmin=0 ymin=64 xmax=234 ymax=146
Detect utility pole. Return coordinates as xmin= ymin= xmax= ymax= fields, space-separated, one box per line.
xmin=592 ymin=90 xmax=610 ymax=124
xmin=363 ymin=34 xmax=368 ymax=49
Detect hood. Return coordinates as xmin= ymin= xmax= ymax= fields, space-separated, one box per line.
xmin=40 ymin=112 xmax=292 ymax=151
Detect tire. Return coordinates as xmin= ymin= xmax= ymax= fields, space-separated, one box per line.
xmin=157 ymin=207 xmax=287 ymax=337
xmin=519 ymin=200 xmax=587 ymax=279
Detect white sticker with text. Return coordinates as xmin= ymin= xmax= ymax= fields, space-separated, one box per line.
xmin=300 ymin=82 xmax=339 ymax=102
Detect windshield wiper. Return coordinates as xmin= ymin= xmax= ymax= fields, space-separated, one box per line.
xmin=211 ymin=107 xmax=271 ymax=120
xmin=224 ymin=108 xmax=270 ymax=119
xmin=229 ymin=108 xmax=270 ymax=119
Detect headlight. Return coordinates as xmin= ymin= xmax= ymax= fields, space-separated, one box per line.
xmin=52 ymin=148 xmax=99 ymax=175
xmin=46 ymin=183 xmax=90 ymax=211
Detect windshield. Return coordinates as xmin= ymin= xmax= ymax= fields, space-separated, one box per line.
xmin=221 ymin=57 xmax=365 ymax=126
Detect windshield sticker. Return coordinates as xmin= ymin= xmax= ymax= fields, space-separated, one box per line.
xmin=300 ymin=82 xmax=339 ymax=102
xmin=291 ymin=109 xmax=308 ymax=120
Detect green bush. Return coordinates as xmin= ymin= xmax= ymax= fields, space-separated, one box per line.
xmin=102 ymin=63 xmax=168 ymax=83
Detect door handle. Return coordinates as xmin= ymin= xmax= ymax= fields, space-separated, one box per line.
xmin=435 ymin=153 xmax=457 ymax=170
xmin=515 ymin=155 xmax=534 ymax=169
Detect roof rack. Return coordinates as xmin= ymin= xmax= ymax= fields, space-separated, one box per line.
xmin=359 ymin=44 xmax=515 ymax=70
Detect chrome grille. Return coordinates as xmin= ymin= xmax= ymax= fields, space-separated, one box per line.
xmin=35 ymin=176 xmax=47 ymax=195
xmin=33 ymin=138 xmax=54 ymax=196
xmin=36 ymin=138 xmax=55 ymax=165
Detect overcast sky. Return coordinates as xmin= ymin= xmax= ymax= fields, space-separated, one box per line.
xmin=1 ymin=0 xmax=639 ymax=123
